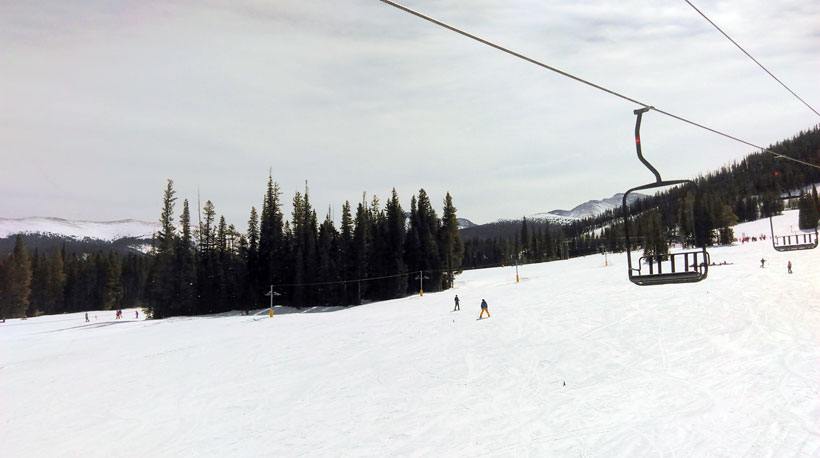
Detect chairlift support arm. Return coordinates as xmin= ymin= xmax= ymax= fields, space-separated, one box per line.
xmin=633 ymin=107 xmax=662 ymax=183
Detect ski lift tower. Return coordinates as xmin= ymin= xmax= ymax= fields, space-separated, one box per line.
xmin=265 ymin=285 xmax=281 ymax=318
xmin=414 ymin=271 xmax=430 ymax=296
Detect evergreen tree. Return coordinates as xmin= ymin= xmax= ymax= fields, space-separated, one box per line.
xmin=384 ymin=189 xmax=407 ymax=298
xmin=642 ymin=209 xmax=668 ymax=259
xmin=102 ymin=253 xmax=123 ymax=310
xmin=216 ymin=216 xmax=229 ymax=310
xmin=404 ymin=195 xmax=420 ymax=293
xmin=46 ymin=249 xmax=66 ymax=313
xmin=367 ymin=195 xmax=388 ymax=299
xmin=121 ymin=253 xmax=147 ymax=309
xmin=197 ymin=200 xmax=218 ymax=314
xmin=259 ymin=175 xmax=284 ymax=294
xmin=414 ymin=189 xmax=442 ymax=291
xmin=302 ymin=190 xmax=319 ymax=305
xmin=290 ymin=192 xmax=306 ymax=306
xmin=63 ymin=253 xmax=81 ymax=313
xmin=317 ymin=212 xmax=341 ymax=305
xmin=352 ymin=200 xmax=369 ymax=304
xmin=224 ymin=223 xmax=244 ymax=312
xmin=520 ymin=217 xmax=529 ymax=262
xmin=177 ymin=199 xmax=197 ymax=315
xmin=760 ymin=191 xmax=783 ymax=218
xmin=147 ymin=180 xmax=178 ymax=318
xmin=246 ymin=206 xmax=260 ymax=311
xmin=236 ymin=233 xmax=251 ymax=312
xmin=439 ymin=192 xmax=463 ymax=289
xmin=678 ymin=191 xmax=696 ymax=246
xmin=286 ymin=186 xmax=319 ymax=307
xmin=29 ymin=250 xmax=47 ymax=315
xmin=798 ymin=194 xmax=819 ymax=230
xmin=693 ymin=189 xmax=714 ymax=246
xmin=339 ymin=201 xmax=354 ymax=303
xmin=0 ymin=235 xmax=33 ymax=318
xmin=716 ymin=204 xmax=738 ymax=245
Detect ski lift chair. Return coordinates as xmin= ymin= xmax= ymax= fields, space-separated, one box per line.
xmin=768 ymin=194 xmax=819 ymax=252
xmin=622 ymin=108 xmax=710 ymax=286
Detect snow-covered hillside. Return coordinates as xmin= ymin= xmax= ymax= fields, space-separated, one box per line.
xmin=456 ymin=217 xmax=476 ymax=230
xmin=544 ymin=192 xmax=646 ymax=220
xmin=0 ymin=217 xmax=158 ymax=241
xmin=526 ymin=212 xmax=579 ymax=224
xmin=2 ymin=214 xmax=819 ymax=456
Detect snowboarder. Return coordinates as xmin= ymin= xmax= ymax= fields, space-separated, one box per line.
xmin=479 ymin=299 xmax=490 ymax=319
xmin=85 ymin=312 xmax=89 ymax=323
xmin=453 ymin=295 xmax=460 ymax=311
xmin=787 ymin=260 xmax=792 ymax=274
xmin=760 ymin=258 xmax=766 ymax=268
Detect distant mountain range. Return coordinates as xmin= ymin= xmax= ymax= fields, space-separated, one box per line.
xmin=458 ymin=192 xmax=647 ymax=241
xmin=0 ymin=217 xmax=158 ymax=255
xmin=0 ymin=192 xmax=641 ymax=249
xmin=0 ymin=217 xmax=159 ymax=241
xmin=537 ymin=192 xmax=646 ymax=221
xmin=461 ymin=192 xmax=646 ymax=228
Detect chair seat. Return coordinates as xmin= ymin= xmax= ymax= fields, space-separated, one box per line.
xmin=630 ymin=270 xmax=705 ymax=286
xmin=773 ymin=242 xmax=817 ymax=252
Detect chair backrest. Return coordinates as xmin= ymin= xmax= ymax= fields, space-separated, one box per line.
xmin=768 ymin=200 xmax=818 ymax=252
xmin=628 ymin=249 xmax=709 ymax=285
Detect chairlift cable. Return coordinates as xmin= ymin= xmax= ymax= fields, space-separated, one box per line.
xmin=681 ymin=0 xmax=820 ymax=118
xmin=270 ymin=257 xmax=548 ymax=289
xmin=377 ymin=0 xmax=820 ymax=171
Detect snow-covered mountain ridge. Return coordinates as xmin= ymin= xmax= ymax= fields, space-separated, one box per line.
xmin=540 ymin=192 xmax=646 ymax=221
xmin=456 ymin=218 xmax=476 ymax=230
xmin=0 ymin=217 xmax=159 ymax=241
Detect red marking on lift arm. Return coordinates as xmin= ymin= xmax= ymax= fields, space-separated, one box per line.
xmin=635 ymin=135 xmax=641 ymax=144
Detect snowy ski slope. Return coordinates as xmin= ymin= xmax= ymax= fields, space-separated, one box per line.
xmin=1 ymin=213 xmax=819 ymax=456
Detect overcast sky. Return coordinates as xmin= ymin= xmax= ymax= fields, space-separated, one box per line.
xmin=2 ymin=0 xmax=819 ymax=226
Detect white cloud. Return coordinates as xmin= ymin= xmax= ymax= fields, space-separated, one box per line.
xmin=1 ymin=0 xmax=818 ymax=225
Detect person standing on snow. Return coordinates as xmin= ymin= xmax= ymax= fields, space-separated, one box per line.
xmin=760 ymin=258 xmax=766 ymax=268
xmin=453 ymin=295 xmax=460 ymax=311
xmin=787 ymin=260 xmax=792 ymax=274
xmin=479 ymin=299 xmax=491 ymax=319
xmin=85 ymin=312 xmax=89 ymax=323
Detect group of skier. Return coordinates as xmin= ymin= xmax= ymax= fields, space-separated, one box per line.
xmin=83 ymin=310 xmax=138 ymax=323
xmin=452 ymin=294 xmax=491 ymax=319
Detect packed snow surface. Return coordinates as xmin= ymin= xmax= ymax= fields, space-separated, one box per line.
xmin=2 ymin=214 xmax=820 ymax=456
xmin=0 ymin=217 xmax=158 ymax=241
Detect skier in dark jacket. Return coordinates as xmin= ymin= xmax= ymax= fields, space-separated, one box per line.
xmin=453 ymin=295 xmax=460 ymax=311
xmin=787 ymin=260 xmax=792 ymax=274
xmin=479 ymin=299 xmax=490 ymax=319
